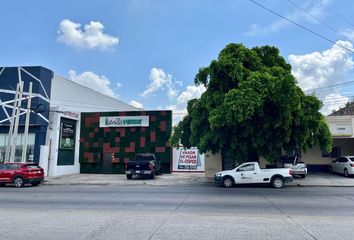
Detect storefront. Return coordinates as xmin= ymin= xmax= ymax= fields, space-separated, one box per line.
xmin=79 ymin=111 xmax=172 ymax=174
xmin=0 ymin=66 xmax=140 ymax=177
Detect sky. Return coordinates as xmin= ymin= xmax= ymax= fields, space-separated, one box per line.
xmin=1 ymin=0 xmax=354 ymax=124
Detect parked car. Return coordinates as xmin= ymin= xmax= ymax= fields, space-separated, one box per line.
xmin=125 ymin=153 xmax=161 ymax=179
xmin=276 ymin=156 xmax=307 ymax=178
xmin=329 ymin=156 xmax=354 ymax=177
xmin=0 ymin=162 xmax=44 ymax=187
xmin=214 ymin=162 xmax=293 ymax=188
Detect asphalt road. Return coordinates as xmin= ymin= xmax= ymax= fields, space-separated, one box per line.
xmin=0 ymin=184 xmax=353 ymax=240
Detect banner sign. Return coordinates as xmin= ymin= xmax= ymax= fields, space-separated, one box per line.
xmin=172 ymin=148 xmax=204 ymax=172
xmin=99 ymin=116 xmax=149 ymax=128
xmin=60 ymin=121 xmax=76 ymax=150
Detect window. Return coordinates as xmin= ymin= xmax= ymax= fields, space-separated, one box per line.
xmin=237 ymin=164 xmax=255 ymax=172
xmin=8 ymin=164 xmax=19 ymax=170
xmin=0 ymin=133 xmax=35 ymax=163
xmin=322 ymin=146 xmax=341 ymax=159
xmin=339 ymin=157 xmax=348 ymax=163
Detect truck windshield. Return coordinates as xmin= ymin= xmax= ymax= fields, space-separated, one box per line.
xmin=133 ymin=155 xmax=155 ymax=161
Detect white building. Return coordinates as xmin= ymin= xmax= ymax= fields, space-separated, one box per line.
xmin=0 ymin=66 xmax=139 ymax=177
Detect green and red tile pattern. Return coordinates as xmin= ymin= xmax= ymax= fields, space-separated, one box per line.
xmin=79 ymin=111 xmax=172 ymax=174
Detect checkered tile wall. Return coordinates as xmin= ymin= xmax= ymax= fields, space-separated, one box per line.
xmin=79 ymin=111 xmax=172 ymax=174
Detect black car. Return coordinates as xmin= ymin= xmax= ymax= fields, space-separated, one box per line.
xmin=125 ymin=153 xmax=161 ymax=179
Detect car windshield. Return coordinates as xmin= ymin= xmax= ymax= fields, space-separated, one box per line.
xmin=133 ymin=155 xmax=154 ymax=161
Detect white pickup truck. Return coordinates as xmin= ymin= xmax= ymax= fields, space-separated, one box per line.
xmin=214 ymin=162 xmax=293 ymax=188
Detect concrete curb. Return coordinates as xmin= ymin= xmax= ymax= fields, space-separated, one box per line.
xmin=42 ymin=174 xmax=354 ymax=188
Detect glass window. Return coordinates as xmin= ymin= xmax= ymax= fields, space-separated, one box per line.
xmin=0 ymin=164 xmax=5 ymax=170
xmin=339 ymin=157 xmax=349 ymax=163
xmin=238 ymin=164 xmax=255 ymax=172
xmin=0 ymin=133 xmax=35 ymax=163
xmin=8 ymin=164 xmax=19 ymax=170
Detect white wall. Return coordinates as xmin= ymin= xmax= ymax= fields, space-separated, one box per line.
xmin=50 ymin=74 xmax=139 ymax=112
xmin=42 ymin=74 xmax=140 ymax=177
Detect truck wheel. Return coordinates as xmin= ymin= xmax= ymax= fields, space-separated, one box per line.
xmin=13 ymin=177 xmax=24 ymax=188
xmin=271 ymin=177 xmax=284 ymax=189
xmin=150 ymin=170 xmax=156 ymax=179
xmin=126 ymin=174 xmax=132 ymax=180
xmin=222 ymin=176 xmax=234 ymax=188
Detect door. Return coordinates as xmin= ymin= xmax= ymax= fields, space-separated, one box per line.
xmin=101 ymin=153 xmax=113 ymax=174
xmin=333 ymin=158 xmax=340 ymax=173
xmin=339 ymin=157 xmax=349 ymax=174
xmin=0 ymin=164 xmax=17 ymax=182
xmin=0 ymin=164 xmax=6 ymax=182
xmin=236 ymin=163 xmax=258 ymax=184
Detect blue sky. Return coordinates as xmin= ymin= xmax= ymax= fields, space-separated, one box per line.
xmin=1 ymin=0 xmax=354 ymax=123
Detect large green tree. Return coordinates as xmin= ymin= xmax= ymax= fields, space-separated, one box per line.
xmin=170 ymin=43 xmax=332 ymax=164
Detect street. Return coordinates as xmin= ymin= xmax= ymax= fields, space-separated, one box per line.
xmin=0 ymin=185 xmax=353 ymax=240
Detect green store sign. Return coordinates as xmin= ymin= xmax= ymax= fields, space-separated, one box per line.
xmin=99 ymin=116 xmax=149 ymax=127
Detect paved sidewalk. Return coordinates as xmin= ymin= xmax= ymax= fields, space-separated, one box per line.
xmin=44 ymin=172 xmax=354 ymax=187
xmin=44 ymin=173 xmax=212 ymax=186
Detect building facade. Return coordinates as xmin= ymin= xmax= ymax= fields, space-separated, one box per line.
xmin=79 ymin=111 xmax=172 ymax=174
xmin=0 ymin=66 xmax=140 ymax=177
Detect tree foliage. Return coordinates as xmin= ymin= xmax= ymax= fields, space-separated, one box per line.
xmin=171 ymin=43 xmax=332 ymax=163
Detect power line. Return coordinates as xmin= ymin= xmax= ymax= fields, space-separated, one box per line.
xmin=286 ymin=0 xmax=349 ymax=40
xmin=248 ymin=0 xmax=354 ymax=54
xmin=305 ymin=80 xmax=354 ymax=93
xmin=312 ymin=0 xmax=354 ymax=28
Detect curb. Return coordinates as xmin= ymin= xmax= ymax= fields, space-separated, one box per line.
xmin=41 ymin=181 xmax=354 ymax=187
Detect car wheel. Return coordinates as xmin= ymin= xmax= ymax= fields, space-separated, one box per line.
xmin=271 ymin=177 xmax=284 ymax=189
xmin=222 ymin=176 xmax=234 ymax=188
xmin=0 ymin=183 xmax=5 ymax=187
xmin=329 ymin=166 xmax=333 ymax=174
xmin=344 ymin=169 xmax=349 ymax=177
xmin=126 ymin=174 xmax=132 ymax=179
xmin=150 ymin=170 xmax=156 ymax=179
xmin=300 ymin=174 xmax=306 ymax=178
xmin=32 ymin=181 xmax=40 ymax=186
xmin=13 ymin=177 xmax=24 ymax=188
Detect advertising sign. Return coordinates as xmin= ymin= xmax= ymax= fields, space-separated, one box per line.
xmin=60 ymin=122 xmax=76 ymax=150
xmin=172 ymin=148 xmax=205 ymax=172
xmin=100 ymin=116 xmax=149 ymax=127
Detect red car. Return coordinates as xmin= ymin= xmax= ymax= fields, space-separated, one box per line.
xmin=0 ymin=162 xmax=44 ymax=187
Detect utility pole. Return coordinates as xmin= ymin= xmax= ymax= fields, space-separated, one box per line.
xmin=9 ymin=80 xmax=24 ymax=162
xmin=5 ymin=83 xmax=20 ymax=162
xmin=22 ymin=82 xmax=32 ymax=163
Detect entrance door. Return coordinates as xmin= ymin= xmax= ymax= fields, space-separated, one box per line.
xmin=101 ymin=153 xmax=113 ymax=174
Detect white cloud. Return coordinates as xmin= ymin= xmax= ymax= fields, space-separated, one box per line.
xmin=177 ymin=85 xmax=206 ymax=105
xmin=141 ymin=68 xmax=178 ymax=99
xmin=341 ymin=28 xmax=354 ymax=42
xmin=68 ymin=70 xmax=117 ymax=98
xmin=288 ymin=40 xmax=353 ymax=115
xmin=246 ymin=0 xmax=331 ymax=36
xmin=289 ymin=40 xmax=354 ymax=92
xmin=57 ymin=19 xmax=119 ymax=51
xmin=162 ymin=85 xmax=206 ymax=125
xmin=116 ymin=82 xmax=123 ymax=88
xmin=321 ymin=93 xmax=349 ymax=115
xmin=129 ymin=100 xmax=144 ymax=109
